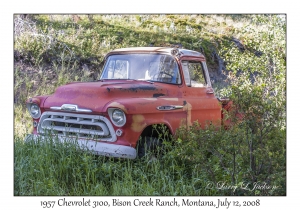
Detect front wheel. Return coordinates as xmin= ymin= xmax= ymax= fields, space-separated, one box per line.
xmin=137 ymin=136 xmax=164 ymax=159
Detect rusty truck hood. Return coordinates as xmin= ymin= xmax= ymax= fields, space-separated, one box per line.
xmin=43 ymin=80 xmax=168 ymax=113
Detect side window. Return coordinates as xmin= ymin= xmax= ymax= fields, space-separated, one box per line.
xmin=182 ymin=61 xmax=206 ymax=87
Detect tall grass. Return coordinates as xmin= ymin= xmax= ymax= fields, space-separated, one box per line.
xmin=14 ymin=135 xmax=214 ymax=196
xmin=14 ymin=120 xmax=285 ymax=196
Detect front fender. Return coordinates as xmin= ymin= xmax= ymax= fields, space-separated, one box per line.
xmin=104 ymin=97 xmax=187 ymax=137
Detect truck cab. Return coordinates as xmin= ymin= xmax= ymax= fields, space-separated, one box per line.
xmin=26 ymin=47 xmax=222 ymax=159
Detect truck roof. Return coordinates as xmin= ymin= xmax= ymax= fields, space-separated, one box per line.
xmin=106 ymin=47 xmax=204 ymax=59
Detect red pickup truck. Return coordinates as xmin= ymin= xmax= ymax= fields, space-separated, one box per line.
xmin=25 ymin=47 xmax=231 ymax=159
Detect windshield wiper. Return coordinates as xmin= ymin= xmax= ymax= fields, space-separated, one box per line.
xmin=145 ymin=80 xmax=155 ymax=84
xmin=129 ymin=79 xmax=155 ymax=84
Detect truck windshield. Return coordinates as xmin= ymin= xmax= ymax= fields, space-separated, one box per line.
xmin=100 ymin=54 xmax=181 ymax=84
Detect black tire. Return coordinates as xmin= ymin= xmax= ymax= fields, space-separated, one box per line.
xmin=137 ymin=136 xmax=163 ymax=158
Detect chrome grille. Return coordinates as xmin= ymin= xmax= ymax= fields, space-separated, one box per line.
xmin=38 ymin=111 xmax=117 ymax=142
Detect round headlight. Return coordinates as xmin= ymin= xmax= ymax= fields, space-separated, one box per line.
xmin=29 ymin=104 xmax=41 ymax=119
xmin=111 ymin=109 xmax=126 ymax=127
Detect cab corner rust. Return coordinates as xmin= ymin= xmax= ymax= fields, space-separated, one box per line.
xmin=131 ymin=114 xmax=147 ymax=132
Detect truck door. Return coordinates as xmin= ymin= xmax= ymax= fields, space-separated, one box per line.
xmin=181 ymin=60 xmax=221 ymax=128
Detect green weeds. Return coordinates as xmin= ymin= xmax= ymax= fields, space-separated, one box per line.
xmin=14 ymin=118 xmax=285 ymax=196
xmin=14 ymin=135 xmax=209 ymax=196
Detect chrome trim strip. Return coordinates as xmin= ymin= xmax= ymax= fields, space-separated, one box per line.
xmin=50 ymin=104 xmax=92 ymax=113
xmin=156 ymin=105 xmax=184 ymax=111
xmin=50 ymin=106 xmax=62 ymax=110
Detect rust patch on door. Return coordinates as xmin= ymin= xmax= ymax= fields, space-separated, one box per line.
xmin=183 ymin=101 xmax=192 ymax=127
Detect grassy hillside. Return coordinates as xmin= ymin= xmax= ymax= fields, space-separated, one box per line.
xmin=14 ymin=14 xmax=286 ymax=196
xmin=13 ymin=14 xmax=264 ymax=136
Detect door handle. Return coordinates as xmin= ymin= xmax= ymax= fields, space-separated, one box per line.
xmin=206 ymin=89 xmax=214 ymax=94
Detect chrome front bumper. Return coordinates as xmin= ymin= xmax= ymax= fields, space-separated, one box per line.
xmin=25 ymin=134 xmax=137 ymax=159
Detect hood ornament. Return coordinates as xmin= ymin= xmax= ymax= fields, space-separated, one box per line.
xmin=50 ymin=104 xmax=92 ymax=113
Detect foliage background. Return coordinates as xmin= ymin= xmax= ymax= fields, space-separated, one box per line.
xmin=13 ymin=14 xmax=286 ymax=196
